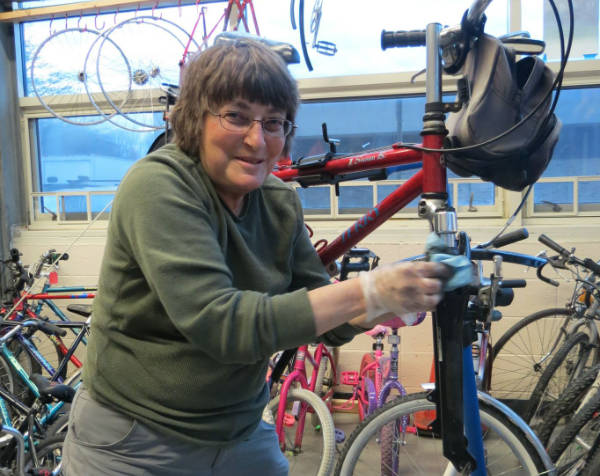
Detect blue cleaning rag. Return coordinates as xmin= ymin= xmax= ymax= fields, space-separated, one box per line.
xmin=425 ymin=232 xmax=473 ymax=291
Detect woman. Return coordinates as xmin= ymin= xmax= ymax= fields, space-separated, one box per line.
xmin=62 ymin=38 xmax=448 ymax=475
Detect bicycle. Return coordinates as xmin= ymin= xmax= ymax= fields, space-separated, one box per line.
xmin=1 ymin=249 xmax=94 ymax=382
xmin=270 ymin=0 xmax=569 ymax=471
xmin=490 ymin=234 xmax=600 ymax=424
xmin=266 ymin=342 xmax=338 ymax=476
xmin=0 ymin=319 xmax=79 ymax=473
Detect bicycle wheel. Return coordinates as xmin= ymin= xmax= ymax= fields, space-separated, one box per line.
xmin=525 ymin=331 xmax=595 ymax=424
xmin=547 ymin=389 xmax=600 ymax=473
xmin=581 ymin=432 xmax=600 ymax=476
xmin=334 ymin=392 xmax=551 ymax=475
xmin=267 ymin=387 xmax=335 ymax=476
xmin=25 ymin=434 xmax=64 ymax=474
xmin=96 ymin=16 xmax=199 ymax=130
xmin=535 ymin=365 xmax=600 ymax=447
xmin=29 ymin=28 xmax=127 ymax=126
xmin=490 ymin=307 xmax=574 ymax=407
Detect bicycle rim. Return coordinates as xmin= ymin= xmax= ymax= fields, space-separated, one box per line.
xmin=490 ymin=307 xmax=573 ymax=405
xmin=267 ymin=387 xmax=335 ymax=476
xmin=96 ymin=16 xmax=199 ymax=130
xmin=30 ymin=28 xmax=117 ymax=126
xmin=335 ymin=393 xmax=550 ymax=475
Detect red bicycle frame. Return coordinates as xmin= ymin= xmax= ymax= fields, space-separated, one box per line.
xmin=273 ymin=134 xmax=445 ymax=270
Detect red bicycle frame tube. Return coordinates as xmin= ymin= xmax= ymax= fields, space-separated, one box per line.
xmin=272 ymin=136 xmax=446 ymax=269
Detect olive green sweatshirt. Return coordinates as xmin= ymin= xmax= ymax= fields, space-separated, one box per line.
xmin=84 ymin=144 xmax=359 ymax=445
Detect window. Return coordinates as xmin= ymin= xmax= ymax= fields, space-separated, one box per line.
xmin=528 ymin=87 xmax=600 ymax=216
xmin=291 ymin=96 xmax=501 ymax=218
xmin=13 ymin=0 xmax=600 ymax=223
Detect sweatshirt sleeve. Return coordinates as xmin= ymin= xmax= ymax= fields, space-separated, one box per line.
xmin=109 ymin=159 xmax=331 ymax=364
xmin=289 ymin=196 xmax=362 ymax=347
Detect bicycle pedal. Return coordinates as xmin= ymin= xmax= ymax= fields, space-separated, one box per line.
xmin=314 ymin=41 xmax=337 ymax=56
xmin=283 ymin=412 xmax=296 ymax=427
xmin=341 ymin=371 xmax=359 ymax=386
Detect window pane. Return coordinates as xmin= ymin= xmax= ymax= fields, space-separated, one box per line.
xmin=295 ymin=187 xmax=331 ymax=215
xmin=59 ymin=194 xmax=87 ymax=221
xmin=579 ymin=181 xmax=600 ymax=211
xmin=36 ymin=115 xmax=161 ymax=192
xmin=533 ymin=182 xmax=574 ymax=212
xmin=457 ymin=183 xmax=495 ymax=207
xmin=542 ymin=88 xmax=600 ymax=178
xmin=338 ymin=186 xmax=373 ymax=214
xmin=378 ymin=184 xmax=419 ymax=212
xmin=522 ymin=0 xmax=599 ymax=62
xmin=91 ymin=194 xmax=114 ymax=220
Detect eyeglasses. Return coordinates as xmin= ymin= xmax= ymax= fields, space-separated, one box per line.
xmin=209 ymin=111 xmax=295 ymax=138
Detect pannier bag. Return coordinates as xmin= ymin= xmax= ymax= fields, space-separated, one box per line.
xmin=445 ymin=33 xmax=562 ymax=192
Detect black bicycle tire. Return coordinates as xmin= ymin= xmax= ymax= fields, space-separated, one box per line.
xmin=547 ymin=388 xmax=600 ymax=466
xmin=492 ymin=307 xmax=574 ymax=359
xmin=581 ymin=431 xmax=600 ymax=476
xmin=525 ymin=331 xmax=593 ymax=423
xmin=534 ymin=364 xmax=600 ymax=447
xmin=490 ymin=307 xmax=575 ymax=409
xmin=334 ymin=392 xmax=550 ymax=475
xmin=24 ymin=433 xmax=65 ymax=472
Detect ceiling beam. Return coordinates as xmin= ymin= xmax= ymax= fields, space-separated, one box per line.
xmin=0 ymin=0 xmax=223 ymax=23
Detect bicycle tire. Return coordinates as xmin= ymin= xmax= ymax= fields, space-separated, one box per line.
xmin=525 ymin=331 xmax=594 ymax=424
xmin=581 ymin=432 xmax=600 ymax=476
xmin=267 ymin=387 xmax=335 ymax=476
xmin=546 ymin=388 xmax=600 ymax=471
xmin=25 ymin=433 xmax=65 ymax=473
xmin=311 ymin=353 xmax=333 ymax=427
xmin=490 ymin=307 xmax=574 ymax=405
xmin=334 ymin=392 xmax=551 ymax=475
xmin=535 ymin=364 xmax=600 ymax=447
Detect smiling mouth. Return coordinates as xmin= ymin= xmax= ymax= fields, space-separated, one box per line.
xmin=236 ymin=157 xmax=264 ymax=165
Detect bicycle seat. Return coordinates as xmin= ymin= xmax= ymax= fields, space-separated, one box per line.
xmin=67 ymin=303 xmax=92 ymax=318
xmin=364 ymin=325 xmax=389 ymax=337
xmin=214 ymin=31 xmax=301 ymax=65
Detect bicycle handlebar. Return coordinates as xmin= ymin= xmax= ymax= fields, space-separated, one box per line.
xmin=381 ymin=30 xmax=426 ymax=50
xmin=489 ymin=228 xmax=529 ymax=249
xmin=538 ymin=233 xmax=570 ymax=257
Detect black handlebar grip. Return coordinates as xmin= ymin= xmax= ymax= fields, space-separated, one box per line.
xmin=491 ymin=228 xmax=529 ymax=249
xmin=38 ymin=321 xmax=67 ymax=337
xmin=583 ymin=258 xmax=600 ymax=276
xmin=538 ymin=234 xmax=570 ymax=257
xmin=495 ymin=288 xmax=515 ymax=307
xmin=381 ymin=30 xmax=427 ymax=50
xmin=500 ymin=279 xmax=527 ymax=288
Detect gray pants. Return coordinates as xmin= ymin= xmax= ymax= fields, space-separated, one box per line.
xmin=62 ymin=387 xmax=289 ymax=476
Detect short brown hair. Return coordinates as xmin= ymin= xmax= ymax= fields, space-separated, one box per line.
xmin=170 ymin=38 xmax=299 ymax=158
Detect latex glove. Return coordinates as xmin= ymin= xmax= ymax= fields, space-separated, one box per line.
xmin=359 ymin=261 xmax=450 ymax=323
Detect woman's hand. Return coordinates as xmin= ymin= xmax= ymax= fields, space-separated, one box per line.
xmin=358 ymin=261 xmax=451 ymax=324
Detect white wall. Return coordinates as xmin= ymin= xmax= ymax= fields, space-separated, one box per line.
xmin=11 ymin=221 xmax=600 ymax=394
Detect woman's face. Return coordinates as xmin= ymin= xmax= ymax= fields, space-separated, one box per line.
xmin=200 ymin=98 xmax=287 ymax=214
